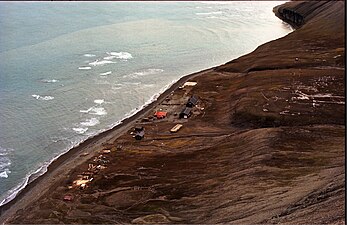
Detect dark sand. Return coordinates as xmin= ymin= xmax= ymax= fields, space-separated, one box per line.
xmin=0 ymin=1 xmax=345 ymax=224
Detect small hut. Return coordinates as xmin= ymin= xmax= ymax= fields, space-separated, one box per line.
xmin=179 ymin=107 xmax=192 ymax=119
xmin=134 ymin=127 xmax=145 ymax=140
xmin=186 ymin=96 xmax=198 ymax=108
xmin=134 ymin=126 xmax=144 ymax=132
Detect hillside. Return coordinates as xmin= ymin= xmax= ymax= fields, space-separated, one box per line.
xmin=1 ymin=1 xmax=345 ymax=224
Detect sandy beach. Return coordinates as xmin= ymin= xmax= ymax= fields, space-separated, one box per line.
xmin=0 ymin=1 xmax=345 ymax=224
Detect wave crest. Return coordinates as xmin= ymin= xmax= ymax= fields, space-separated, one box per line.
xmin=78 ymin=66 xmax=92 ymax=70
xmin=72 ymin=127 xmax=88 ymax=134
xmin=106 ymin=51 xmax=133 ymax=60
xmin=80 ymin=118 xmax=100 ymax=127
xmin=41 ymin=79 xmax=59 ymax=83
xmin=0 ymin=147 xmax=12 ymax=180
xmin=32 ymin=95 xmax=54 ymax=101
xmin=123 ymin=68 xmax=164 ymax=79
xmin=89 ymin=60 xmax=116 ymax=66
xmin=100 ymin=71 xmax=112 ymax=76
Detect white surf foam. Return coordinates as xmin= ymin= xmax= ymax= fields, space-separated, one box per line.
xmin=0 ymin=171 xmax=8 ymax=178
xmin=0 ymin=176 xmax=29 ymax=206
xmin=41 ymin=96 xmax=54 ymax=101
xmin=72 ymin=127 xmax=88 ymax=134
xmin=32 ymin=95 xmax=54 ymax=101
xmin=78 ymin=66 xmax=92 ymax=70
xmin=0 ymin=78 xmax=179 ymax=207
xmin=100 ymin=71 xmax=112 ymax=76
xmin=0 ymin=164 xmax=43 ymax=206
xmin=106 ymin=51 xmax=133 ymax=60
xmin=80 ymin=106 xmax=107 ymax=116
xmin=79 ymin=108 xmax=92 ymax=114
xmin=123 ymin=82 xmax=141 ymax=85
xmin=0 ymin=157 xmax=11 ymax=171
xmin=111 ymin=85 xmax=122 ymax=90
xmin=0 ymin=146 xmax=12 ymax=157
xmin=108 ymin=79 xmax=178 ymax=130
xmin=0 ymin=135 xmax=94 ymax=206
xmin=123 ymin=68 xmax=164 ymax=78
xmin=83 ymin=54 xmax=96 ymax=57
xmin=41 ymin=79 xmax=59 ymax=83
xmin=89 ymin=107 xmax=107 ymax=115
xmin=143 ymin=84 xmax=155 ymax=88
xmin=89 ymin=60 xmax=116 ymax=66
xmin=134 ymin=69 xmax=164 ymax=76
xmin=0 ymin=148 xmax=11 ymax=179
xmin=103 ymin=55 xmax=117 ymax=60
xmin=0 ymin=169 xmax=11 ymax=178
xmin=94 ymin=99 xmax=104 ymax=104
xmin=80 ymin=118 xmax=100 ymax=127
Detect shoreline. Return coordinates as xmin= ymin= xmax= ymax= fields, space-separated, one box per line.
xmin=0 ymin=66 xmax=214 ymax=217
xmin=0 ymin=3 xmax=294 ymax=213
xmin=0 ymin=78 xmax=183 ymax=207
xmin=1 ymin=0 xmax=345 ymax=223
xmin=0 ymin=78 xmax=181 ymax=207
xmin=0 ymin=4 xmax=294 ymax=211
xmin=0 ymin=2 xmax=294 ymax=217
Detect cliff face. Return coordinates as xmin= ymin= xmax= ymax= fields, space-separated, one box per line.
xmin=216 ymin=1 xmax=345 ymax=73
xmin=4 ymin=1 xmax=345 ymax=224
xmin=274 ymin=1 xmax=344 ymax=30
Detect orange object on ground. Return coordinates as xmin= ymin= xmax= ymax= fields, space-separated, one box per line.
xmin=154 ymin=111 xmax=167 ymax=119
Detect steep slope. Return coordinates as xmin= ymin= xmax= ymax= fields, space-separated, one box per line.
xmin=2 ymin=1 xmax=345 ymax=224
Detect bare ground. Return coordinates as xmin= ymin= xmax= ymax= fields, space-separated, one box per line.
xmin=1 ymin=1 xmax=345 ymax=224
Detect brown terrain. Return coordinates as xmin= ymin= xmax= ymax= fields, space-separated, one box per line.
xmin=0 ymin=1 xmax=345 ymax=224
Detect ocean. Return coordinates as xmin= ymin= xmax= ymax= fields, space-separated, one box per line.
xmin=0 ymin=1 xmax=291 ymax=206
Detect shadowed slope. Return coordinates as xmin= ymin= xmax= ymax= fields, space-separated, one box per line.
xmin=3 ymin=1 xmax=345 ymax=224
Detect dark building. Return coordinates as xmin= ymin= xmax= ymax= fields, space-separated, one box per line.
xmin=179 ymin=107 xmax=192 ymax=119
xmin=186 ymin=95 xmax=198 ymax=108
xmin=134 ymin=126 xmax=144 ymax=132
xmin=134 ymin=126 xmax=145 ymax=140
xmin=135 ymin=130 xmax=145 ymax=140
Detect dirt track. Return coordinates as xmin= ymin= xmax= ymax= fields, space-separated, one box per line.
xmin=1 ymin=1 xmax=345 ymax=224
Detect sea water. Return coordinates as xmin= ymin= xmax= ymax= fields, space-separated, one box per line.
xmin=0 ymin=1 xmax=291 ymax=205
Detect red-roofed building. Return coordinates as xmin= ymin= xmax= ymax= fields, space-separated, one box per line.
xmin=154 ymin=111 xmax=167 ymax=119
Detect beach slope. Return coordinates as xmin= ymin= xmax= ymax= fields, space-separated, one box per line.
xmin=1 ymin=1 xmax=345 ymax=224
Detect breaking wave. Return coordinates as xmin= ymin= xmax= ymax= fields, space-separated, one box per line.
xmin=32 ymin=95 xmax=54 ymax=101
xmin=100 ymin=71 xmax=112 ymax=76
xmin=94 ymin=99 xmax=104 ymax=104
xmin=80 ymin=106 xmax=107 ymax=116
xmin=78 ymin=66 xmax=92 ymax=70
xmin=123 ymin=68 xmax=164 ymax=78
xmin=40 ymin=79 xmax=59 ymax=83
xmin=83 ymin=54 xmax=96 ymax=57
xmin=1 ymin=78 xmax=179 ymax=207
xmin=80 ymin=118 xmax=100 ymax=127
xmin=106 ymin=51 xmax=133 ymax=60
xmin=72 ymin=127 xmax=88 ymax=134
xmin=89 ymin=60 xmax=116 ymax=66
xmin=0 ymin=147 xmax=12 ymax=179
xmin=0 ymin=169 xmax=11 ymax=178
